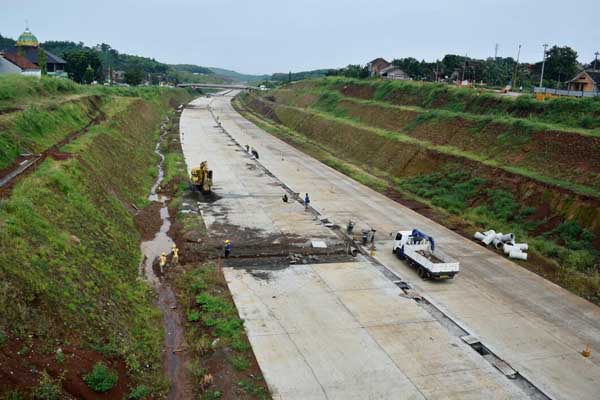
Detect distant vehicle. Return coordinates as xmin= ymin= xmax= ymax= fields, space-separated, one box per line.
xmin=259 ymin=84 xmax=268 ymax=91
xmin=393 ymin=229 xmax=459 ymax=280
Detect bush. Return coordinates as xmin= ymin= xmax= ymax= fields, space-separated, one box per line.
xmin=83 ymin=362 xmax=118 ymax=393
xmin=33 ymin=371 xmax=62 ymax=400
xmin=187 ymin=310 xmax=201 ymax=322
xmin=128 ymin=385 xmax=152 ymax=400
xmin=563 ymin=250 xmax=597 ymax=272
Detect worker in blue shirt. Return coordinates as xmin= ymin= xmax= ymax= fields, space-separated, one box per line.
xmin=304 ymin=193 xmax=310 ymax=210
xmin=224 ymin=240 xmax=232 ymax=258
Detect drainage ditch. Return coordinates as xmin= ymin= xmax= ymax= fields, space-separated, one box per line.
xmin=139 ymin=114 xmax=192 ymax=400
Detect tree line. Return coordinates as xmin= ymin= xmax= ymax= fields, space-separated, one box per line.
xmin=326 ymin=46 xmax=593 ymax=89
xmin=0 ymin=33 xmax=219 ymax=85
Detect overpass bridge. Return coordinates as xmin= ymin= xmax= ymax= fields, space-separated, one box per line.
xmin=177 ymin=83 xmax=256 ymax=90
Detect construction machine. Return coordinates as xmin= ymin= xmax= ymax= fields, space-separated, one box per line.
xmin=190 ymin=161 xmax=213 ymax=193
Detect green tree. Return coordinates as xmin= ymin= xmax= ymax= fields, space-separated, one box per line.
xmin=83 ymin=65 xmax=95 ymax=84
xmin=63 ymin=50 xmax=103 ymax=83
xmin=124 ymin=66 xmax=145 ymax=86
xmin=531 ymin=46 xmax=579 ymax=88
xmin=38 ymin=48 xmax=48 ymax=76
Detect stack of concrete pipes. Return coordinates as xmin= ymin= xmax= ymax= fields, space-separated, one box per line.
xmin=473 ymin=230 xmax=528 ymax=260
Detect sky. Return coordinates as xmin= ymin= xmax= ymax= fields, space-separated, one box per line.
xmin=2 ymin=0 xmax=599 ymax=75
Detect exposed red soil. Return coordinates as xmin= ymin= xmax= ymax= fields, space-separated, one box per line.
xmin=0 ymin=336 xmax=131 ymax=399
xmin=339 ymin=83 xmax=376 ymax=100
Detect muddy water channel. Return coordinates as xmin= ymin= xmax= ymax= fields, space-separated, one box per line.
xmin=140 ymin=122 xmax=192 ymax=399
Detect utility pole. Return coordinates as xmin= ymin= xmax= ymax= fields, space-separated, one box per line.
xmin=594 ymin=51 xmax=599 ymax=70
xmin=539 ymin=43 xmax=548 ymax=88
xmin=511 ymin=44 xmax=522 ymax=90
xmin=494 ymin=43 xmax=499 ymax=59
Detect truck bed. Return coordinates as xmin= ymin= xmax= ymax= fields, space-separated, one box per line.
xmin=404 ymin=244 xmax=459 ymax=276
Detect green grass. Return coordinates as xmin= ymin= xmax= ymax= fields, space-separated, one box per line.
xmin=0 ymin=74 xmax=80 ymax=110
xmin=312 ymin=77 xmax=600 ymax=130
xmin=0 ymin=83 xmax=192 ymax=395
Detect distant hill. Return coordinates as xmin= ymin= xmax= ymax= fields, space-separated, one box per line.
xmin=271 ymin=69 xmax=330 ymax=82
xmin=209 ymin=67 xmax=269 ymax=83
xmin=170 ymin=64 xmax=214 ymax=75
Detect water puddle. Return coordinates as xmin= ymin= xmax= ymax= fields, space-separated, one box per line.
xmin=139 ymin=119 xmax=191 ymax=399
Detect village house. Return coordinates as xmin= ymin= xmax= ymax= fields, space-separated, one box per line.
xmin=0 ymin=52 xmax=41 ymax=76
xmin=2 ymin=28 xmax=67 ymax=78
xmin=379 ymin=65 xmax=409 ymax=80
xmin=367 ymin=58 xmax=391 ymax=76
xmin=567 ymin=70 xmax=600 ymax=93
xmin=367 ymin=57 xmax=409 ymax=80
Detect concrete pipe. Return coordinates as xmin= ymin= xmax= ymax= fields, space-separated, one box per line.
xmin=513 ymin=243 xmax=528 ymax=251
xmin=482 ymin=233 xmax=496 ymax=245
xmin=503 ymin=244 xmax=515 ymax=254
xmin=483 ymin=229 xmax=496 ymax=237
xmin=474 ymin=232 xmax=486 ymax=241
xmin=509 ymin=249 xmax=528 ymax=260
xmin=492 ymin=238 xmax=504 ymax=249
xmin=499 ymin=233 xmax=515 ymax=242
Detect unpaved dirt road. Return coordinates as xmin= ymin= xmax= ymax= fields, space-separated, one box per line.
xmin=180 ymin=92 xmax=600 ymax=400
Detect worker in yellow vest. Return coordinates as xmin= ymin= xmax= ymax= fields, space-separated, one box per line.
xmin=172 ymin=244 xmax=179 ymax=266
xmin=159 ymin=252 xmax=167 ymax=273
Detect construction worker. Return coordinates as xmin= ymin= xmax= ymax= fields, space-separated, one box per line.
xmin=171 ymin=244 xmax=179 ymax=266
xmin=224 ymin=240 xmax=232 ymax=258
xmin=245 ymin=144 xmax=250 ymax=153
xmin=282 ymin=193 xmax=288 ymax=203
xmin=159 ymin=252 xmax=167 ymax=273
xmin=304 ymin=193 xmax=310 ymax=210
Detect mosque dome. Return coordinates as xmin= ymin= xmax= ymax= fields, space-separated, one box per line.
xmin=16 ymin=28 xmax=39 ymax=47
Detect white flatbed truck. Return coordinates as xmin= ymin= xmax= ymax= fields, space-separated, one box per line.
xmin=393 ymin=229 xmax=460 ymax=279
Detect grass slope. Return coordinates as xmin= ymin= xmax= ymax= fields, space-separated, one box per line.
xmin=0 ymin=76 xmax=192 ymax=397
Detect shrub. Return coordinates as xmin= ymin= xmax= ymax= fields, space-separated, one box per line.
xmin=187 ymin=310 xmax=201 ymax=322
xmin=33 ymin=371 xmax=62 ymax=400
xmin=128 ymin=385 xmax=152 ymax=400
xmin=229 ymin=355 xmax=250 ymax=371
xmin=203 ymin=391 xmax=222 ymax=399
xmin=563 ymin=250 xmax=597 ymax=273
xmin=83 ymin=362 xmax=118 ymax=393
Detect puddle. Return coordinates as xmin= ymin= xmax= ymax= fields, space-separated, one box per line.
xmin=139 ymin=120 xmax=191 ymax=399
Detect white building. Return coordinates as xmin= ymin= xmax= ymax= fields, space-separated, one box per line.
xmin=0 ymin=52 xmax=41 ymax=77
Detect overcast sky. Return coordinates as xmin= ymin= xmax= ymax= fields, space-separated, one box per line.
xmin=2 ymin=0 xmax=599 ymax=75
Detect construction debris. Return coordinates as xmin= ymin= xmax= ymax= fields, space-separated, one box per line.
xmin=474 ymin=229 xmax=528 ymax=260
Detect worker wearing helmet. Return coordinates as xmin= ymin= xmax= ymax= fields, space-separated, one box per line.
xmin=172 ymin=244 xmax=179 ymax=266
xmin=224 ymin=240 xmax=232 ymax=258
xmin=159 ymin=252 xmax=167 ymax=273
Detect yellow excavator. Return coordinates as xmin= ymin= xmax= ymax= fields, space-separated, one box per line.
xmin=190 ymin=161 xmax=213 ymax=193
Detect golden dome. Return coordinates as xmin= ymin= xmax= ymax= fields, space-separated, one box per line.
xmin=16 ymin=28 xmax=39 ymax=47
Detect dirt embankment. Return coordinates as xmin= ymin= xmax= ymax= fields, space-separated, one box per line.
xmin=268 ymin=87 xmax=600 ymax=193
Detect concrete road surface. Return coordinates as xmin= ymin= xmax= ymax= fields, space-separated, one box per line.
xmin=180 ymin=93 xmax=600 ymax=400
